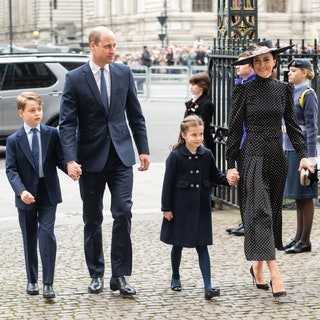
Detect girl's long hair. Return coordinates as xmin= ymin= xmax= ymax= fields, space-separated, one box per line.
xmin=171 ymin=114 xmax=204 ymax=150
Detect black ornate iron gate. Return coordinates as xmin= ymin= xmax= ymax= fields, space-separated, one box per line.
xmin=208 ymin=39 xmax=320 ymax=209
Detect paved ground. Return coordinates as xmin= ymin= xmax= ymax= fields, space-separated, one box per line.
xmin=0 ymin=162 xmax=320 ymax=320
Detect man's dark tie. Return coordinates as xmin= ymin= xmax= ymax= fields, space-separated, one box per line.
xmin=100 ymin=67 xmax=108 ymax=112
xmin=31 ymin=128 xmax=39 ymax=175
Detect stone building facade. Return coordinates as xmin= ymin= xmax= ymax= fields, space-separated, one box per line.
xmin=0 ymin=0 xmax=319 ymax=53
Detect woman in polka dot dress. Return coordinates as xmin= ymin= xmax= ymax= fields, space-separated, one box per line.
xmin=226 ymin=45 xmax=314 ymax=299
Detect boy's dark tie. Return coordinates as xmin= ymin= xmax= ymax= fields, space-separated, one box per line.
xmin=100 ymin=68 xmax=108 ymax=112
xmin=31 ymin=128 xmax=39 ymax=175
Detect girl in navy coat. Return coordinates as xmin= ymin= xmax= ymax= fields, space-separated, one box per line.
xmin=160 ymin=115 xmax=239 ymax=299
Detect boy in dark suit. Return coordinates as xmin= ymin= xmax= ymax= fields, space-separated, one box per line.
xmin=6 ymin=92 xmax=74 ymax=299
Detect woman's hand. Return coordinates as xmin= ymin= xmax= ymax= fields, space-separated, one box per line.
xmin=227 ymin=168 xmax=240 ymax=186
xmin=298 ymin=158 xmax=315 ymax=173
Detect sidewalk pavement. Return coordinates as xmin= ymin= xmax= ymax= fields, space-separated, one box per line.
xmin=0 ymin=162 xmax=320 ymax=319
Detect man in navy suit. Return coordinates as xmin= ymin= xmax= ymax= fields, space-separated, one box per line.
xmin=6 ymin=92 xmax=71 ymax=299
xmin=59 ymin=26 xmax=150 ymax=296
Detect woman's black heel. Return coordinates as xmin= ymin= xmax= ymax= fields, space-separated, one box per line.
xmin=270 ymin=280 xmax=286 ymax=298
xmin=250 ymin=266 xmax=269 ymax=290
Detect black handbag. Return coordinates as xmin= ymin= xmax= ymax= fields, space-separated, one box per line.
xmin=300 ymin=168 xmax=319 ymax=186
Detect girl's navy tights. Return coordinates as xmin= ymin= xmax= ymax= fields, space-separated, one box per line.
xmin=171 ymin=245 xmax=212 ymax=291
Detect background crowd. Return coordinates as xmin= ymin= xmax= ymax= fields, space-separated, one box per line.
xmin=113 ymin=39 xmax=211 ymax=68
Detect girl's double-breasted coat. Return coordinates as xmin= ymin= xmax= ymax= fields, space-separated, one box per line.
xmin=160 ymin=145 xmax=229 ymax=248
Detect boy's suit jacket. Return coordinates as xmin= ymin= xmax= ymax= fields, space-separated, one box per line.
xmin=6 ymin=124 xmax=67 ymax=211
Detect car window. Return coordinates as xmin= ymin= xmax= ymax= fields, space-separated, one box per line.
xmin=0 ymin=62 xmax=57 ymax=90
xmin=0 ymin=63 xmax=6 ymax=89
xmin=60 ymin=61 xmax=87 ymax=71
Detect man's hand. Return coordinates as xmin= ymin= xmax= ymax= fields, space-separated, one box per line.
xmin=138 ymin=154 xmax=150 ymax=171
xmin=67 ymin=161 xmax=82 ymax=181
xmin=20 ymin=190 xmax=35 ymax=204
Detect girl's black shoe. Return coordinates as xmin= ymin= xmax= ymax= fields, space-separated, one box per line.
xmin=171 ymin=278 xmax=181 ymax=291
xmin=250 ymin=266 xmax=269 ymax=290
xmin=205 ymin=288 xmax=220 ymax=300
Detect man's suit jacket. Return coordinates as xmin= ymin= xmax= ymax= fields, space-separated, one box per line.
xmin=59 ymin=61 xmax=149 ymax=172
xmin=6 ymin=124 xmax=66 ymax=211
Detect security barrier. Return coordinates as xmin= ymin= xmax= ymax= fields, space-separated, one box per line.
xmin=131 ymin=65 xmax=149 ymax=100
xmin=148 ymin=66 xmax=189 ymax=101
xmin=130 ymin=65 xmax=208 ymax=101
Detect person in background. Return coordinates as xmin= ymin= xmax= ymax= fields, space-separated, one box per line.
xmin=226 ymin=50 xmax=256 ymax=237
xmin=158 ymin=48 xmax=168 ymax=73
xmin=166 ymin=45 xmax=175 ymax=74
xmin=141 ymin=45 xmax=152 ymax=68
xmin=59 ymin=26 xmax=150 ymax=297
xmin=6 ymin=92 xmax=71 ymax=299
xmin=188 ymin=47 xmax=197 ymax=66
xmin=195 ymin=45 xmax=206 ymax=66
xmin=114 ymin=53 xmax=124 ymax=64
xmin=184 ymin=72 xmax=215 ymax=156
xmin=160 ymin=115 xmax=239 ymax=300
xmin=283 ymin=58 xmax=318 ymax=254
xmin=227 ymin=44 xmax=314 ymax=300
xmin=234 ymin=51 xmax=256 ymax=84
xmin=136 ymin=45 xmax=151 ymax=93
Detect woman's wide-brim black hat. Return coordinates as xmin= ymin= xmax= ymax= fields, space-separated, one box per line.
xmin=232 ymin=44 xmax=295 ymax=66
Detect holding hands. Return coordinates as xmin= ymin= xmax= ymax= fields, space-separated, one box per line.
xmin=227 ymin=168 xmax=240 ymax=186
xmin=67 ymin=161 xmax=82 ymax=181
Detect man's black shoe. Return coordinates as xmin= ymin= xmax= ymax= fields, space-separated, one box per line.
xmin=110 ymin=276 xmax=136 ymax=296
xmin=88 ymin=277 xmax=104 ymax=293
xmin=26 ymin=282 xmax=39 ymax=295
xmin=43 ymin=284 xmax=55 ymax=299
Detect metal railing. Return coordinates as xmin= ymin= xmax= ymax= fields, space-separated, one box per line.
xmin=131 ymin=65 xmax=208 ymax=101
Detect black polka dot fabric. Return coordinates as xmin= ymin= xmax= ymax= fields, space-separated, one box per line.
xmin=226 ymin=76 xmax=308 ymax=261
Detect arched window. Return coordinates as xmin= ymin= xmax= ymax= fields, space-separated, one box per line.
xmin=266 ymin=0 xmax=286 ymax=13
xmin=193 ymin=0 xmax=213 ymax=12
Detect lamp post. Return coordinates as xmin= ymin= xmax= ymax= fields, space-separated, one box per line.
xmin=80 ymin=0 xmax=83 ymax=43
xmin=49 ymin=0 xmax=53 ymax=43
xmin=157 ymin=15 xmax=167 ymax=48
xmin=164 ymin=0 xmax=168 ymax=46
xmin=9 ymin=0 xmax=13 ymax=53
xmin=109 ymin=0 xmax=113 ymax=29
xmin=157 ymin=0 xmax=168 ymax=48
